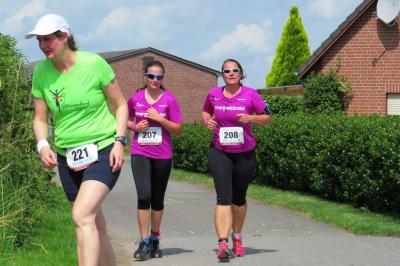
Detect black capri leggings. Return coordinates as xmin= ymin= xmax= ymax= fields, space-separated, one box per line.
xmin=131 ymin=155 xmax=172 ymax=211
xmin=208 ymin=146 xmax=256 ymax=206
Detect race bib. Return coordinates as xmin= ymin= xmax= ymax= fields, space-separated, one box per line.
xmin=219 ymin=127 xmax=244 ymax=145
xmin=138 ymin=127 xmax=162 ymax=145
xmin=66 ymin=143 xmax=98 ymax=171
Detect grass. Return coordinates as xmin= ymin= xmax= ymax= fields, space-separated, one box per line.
xmin=171 ymin=168 xmax=400 ymax=236
xmin=0 ymin=185 xmax=77 ymax=266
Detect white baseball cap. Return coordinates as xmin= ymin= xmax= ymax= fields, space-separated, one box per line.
xmin=25 ymin=14 xmax=71 ymax=39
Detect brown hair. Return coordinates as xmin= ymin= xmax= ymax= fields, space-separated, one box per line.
xmin=144 ymin=60 xmax=165 ymax=73
xmin=221 ymin=58 xmax=246 ymax=80
xmin=137 ymin=60 xmax=166 ymax=92
xmin=54 ymin=30 xmax=78 ymax=51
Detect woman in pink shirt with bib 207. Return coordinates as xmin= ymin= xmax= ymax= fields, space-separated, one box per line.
xmin=127 ymin=60 xmax=182 ymax=261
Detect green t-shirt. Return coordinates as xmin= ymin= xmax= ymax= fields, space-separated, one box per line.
xmin=32 ymin=51 xmax=117 ymax=155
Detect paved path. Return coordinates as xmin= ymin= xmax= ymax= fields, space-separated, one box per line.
xmin=101 ymin=158 xmax=400 ymax=266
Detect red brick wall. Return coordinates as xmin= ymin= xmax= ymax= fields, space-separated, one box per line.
xmin=109 ymin=52 xmax=218 ymax=121
xmin=308 ymin=3 xmax=400 ymax=115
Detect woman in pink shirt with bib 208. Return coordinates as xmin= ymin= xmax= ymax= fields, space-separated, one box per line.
xmin=127 ymin=61 xmax=182 ymax=261
xmin=202 ymin=59 xmax=272 ymax=261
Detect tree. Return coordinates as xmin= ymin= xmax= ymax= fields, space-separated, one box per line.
xmin=266 ymin=6 xmax=311 ymax=87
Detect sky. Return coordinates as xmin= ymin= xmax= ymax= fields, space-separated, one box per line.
xmin=0 ymin=0 xmax=364 ymax=89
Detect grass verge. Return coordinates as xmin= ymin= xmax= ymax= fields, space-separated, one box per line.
xmin=0 ymin=185 xmax=77 ymax=266
xmin=171 ymin=168 xmax=400 ymax=236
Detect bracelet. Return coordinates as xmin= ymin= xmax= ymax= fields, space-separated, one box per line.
xmin=37 ymin=139 xmax=50 ymax=154
xmin=203 ymin=118 xmax=209 ymax=126
xmin=130 ymin=123 xmax=136 ymax=132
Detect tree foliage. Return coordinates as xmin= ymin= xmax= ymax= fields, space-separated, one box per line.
xmin=303 ymin=70 xmax=351 ymax=114
xmin=0 ymin=33 xmax=52 ymax=252
xmin=266 ymin=6 xmax=311 ymax=87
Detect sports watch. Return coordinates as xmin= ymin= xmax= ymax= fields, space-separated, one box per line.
xmin=115 ymin=136 xmax=128 ymax=145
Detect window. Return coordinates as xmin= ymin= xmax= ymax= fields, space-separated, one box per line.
xmin=387 ymin=94 xmax=400 ymax=115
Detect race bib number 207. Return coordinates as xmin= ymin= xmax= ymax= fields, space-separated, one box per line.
xmin=138 ymin=127 xmax=162 ymax=145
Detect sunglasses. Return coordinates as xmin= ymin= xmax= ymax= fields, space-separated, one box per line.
xmin=145 ymin=73 xmax=164 ymax=80
xmin=222 ymin=68 xmax=241 ymax=74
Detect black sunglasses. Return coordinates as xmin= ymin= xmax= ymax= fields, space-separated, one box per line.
xmin=222 ymin=68 xmax=241 ymax=74
xmin=145 ymin=73 xmax=164 ymax=80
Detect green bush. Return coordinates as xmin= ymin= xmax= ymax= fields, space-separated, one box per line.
xmin=303 ymin=70 xmax=351 ymax=114
xmin=0 ymin=33 xmax=52 ymax=252
xmin=264 ymin=95 xmax=303 ymax=116
xmin=173 ymin=114 xmax=400 ymax=212
xmin=173 ymin=123 xmax=212 ymax=173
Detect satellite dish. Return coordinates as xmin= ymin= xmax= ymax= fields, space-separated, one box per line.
xmin=377 ymin=0 xmax=400 ymax=26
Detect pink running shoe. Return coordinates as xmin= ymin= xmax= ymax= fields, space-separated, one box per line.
xmin=232 ymin=236 xmax=245 ymax=257
xmin=216 ymin=241 xmax=233 ymax=261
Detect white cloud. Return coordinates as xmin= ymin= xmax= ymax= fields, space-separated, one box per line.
xmin=0 ymin=0 xmax=47 ymax=34
xmin=78 ymin=5 xmax=175 ymax=49
xmin=308 ymin=0 xmax=354 ymax=19
xmin=200 ymin=21 xmax=272 ymax=60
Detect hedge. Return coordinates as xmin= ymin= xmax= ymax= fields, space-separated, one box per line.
xmin=1 ymin=33 xmax=52 ymax=252
xmin=173 ymin=114 xmax=400 ymax=212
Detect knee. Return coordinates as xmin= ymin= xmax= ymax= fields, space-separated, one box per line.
xmin=137 ymin=198 xmax=151 ymax=210
xmin=151 ymin=199 xmax=164 ymax=211
xmin=137 ymin=191 xmax=151 ymax=210
xmin=216 ymin=191 xmax=232 ymax=206
xmin=72 ymin=207 xmax=96 ymax=228
xmin=232 ymin=194 xmax=246 ymax=206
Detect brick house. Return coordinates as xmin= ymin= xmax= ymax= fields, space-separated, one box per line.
xmin=297 ymin=0 xmax=400 ymax=115
xmin=99 ymin=47 xmax=220 ymax=121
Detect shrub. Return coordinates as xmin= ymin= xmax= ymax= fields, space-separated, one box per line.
xmin=303 ymin=70 xmax=351 ymax=114
xmin=0 ymin=33 xmax=52 ymax=252
xmin=173 ymin=122 xmax=212 ymax=173
xmin=173 ymin=114 xmax=400 ymax=212
xmin=264 ymin=95 xmax=303 ymax=116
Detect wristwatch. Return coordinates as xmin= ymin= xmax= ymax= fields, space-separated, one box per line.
xmin=115 ymin=136 xmax=128 ymax=145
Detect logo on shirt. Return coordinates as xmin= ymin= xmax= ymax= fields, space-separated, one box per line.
xmin=49 ymin=88 xmax=65 ymax=113
xmin=237 ymin=98 xmax=246 ymax=101
xmin=215 ymin=105 xmax=245 ymax=111
xmin=159 ymin=104 xmax=167 ymax=107
xmin=136 ymin=103 xmax=144 ymax=107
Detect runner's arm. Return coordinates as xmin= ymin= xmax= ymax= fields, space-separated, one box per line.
xmin=103 ymin=79 xmax=128 ymax=137
xmin=103 ymin=78 xmax=128 ymax=172
xmin=33 ymin=97 xmax=57 ymax=169
xmin=33 ymin=97 xmax=49 ymax=141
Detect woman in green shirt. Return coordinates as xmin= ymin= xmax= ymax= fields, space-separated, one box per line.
xmin=28 ymin=14 xmax=128 ymax=265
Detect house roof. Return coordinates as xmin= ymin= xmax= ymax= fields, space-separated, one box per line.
xmin=27 ymin=47 xmax=221 ymax=77
xmin=98 ymin=47 xmax=221 ymax=77
xmin=297 ymin=0 xmax=376 ymax=78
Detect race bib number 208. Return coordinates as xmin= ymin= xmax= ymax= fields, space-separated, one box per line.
xmin=219 ymin=127 xmax=244 ymax=145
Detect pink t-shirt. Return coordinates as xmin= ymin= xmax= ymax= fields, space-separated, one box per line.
xmin=203 ymin=85 xmax=269 ymax=153
xmin=128 ymin=89 xmax=182 ymax=159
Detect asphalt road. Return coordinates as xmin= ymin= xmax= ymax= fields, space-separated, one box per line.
xmin=98 ymin=158 xmax=400 ymax=266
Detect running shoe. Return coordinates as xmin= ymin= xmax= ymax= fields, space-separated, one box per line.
xmin=216 ymin=241 xmax=233 ymax=261
xmin=232 ymin=235 xmax=245 ymax=257
xmin=133 ymin=240 xmax=151 ymax=260
xmin=150 ymin=238 xmax=162 ymax=258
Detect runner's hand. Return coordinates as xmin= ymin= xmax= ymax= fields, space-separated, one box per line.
xmin=206 ymin=116 xmax=217 ymax=131
xmin=110 ymin=142 xmax=125 ymax=172
xmin=136 ymin=120 xmax=149 ymax=133
xmin=40 ymin=148 xmax=58 ymax=169
xmin=146 ymin=107 xmax=163 ymax=122
xmin=237 ymin=114 xmax=253 ymax=124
